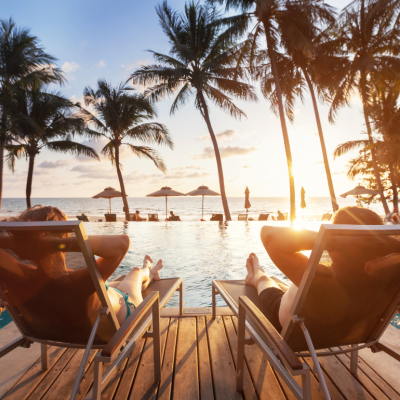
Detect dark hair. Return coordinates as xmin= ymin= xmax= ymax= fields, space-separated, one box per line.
xmin=332 ymin=206 xmax=383 ymax=226
xmin=135 ymin=210 xmax=140 ymax=214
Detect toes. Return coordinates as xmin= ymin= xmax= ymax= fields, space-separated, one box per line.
xmin=155 ymin=260 xmax=163 ymax=269
xmin=246 ymin=258 xmax=252 ymax=272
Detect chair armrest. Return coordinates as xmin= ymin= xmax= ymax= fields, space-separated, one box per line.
xmin=239 ymin=296 xmax=302 ymax=371
xmin=101 ymin=291 xmax=159 ymax=358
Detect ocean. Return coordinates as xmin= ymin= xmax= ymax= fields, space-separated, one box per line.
xmin=0 ymin=196 xmax=385 ymax=220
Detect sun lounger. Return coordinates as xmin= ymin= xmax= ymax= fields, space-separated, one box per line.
xmin=77 ymin=215 xmax=89 ymax=222
xmin=148 ymin=213 xmax=159 ymax=221
xmin=0 ymin=221 xmax=183 ymax=400
xmin=168 ymin=215 xmax=181 ymax=221
xmin=238 ymin=214 xmax=247 ymax=221
xmin=277 ymin=212 xmax=288 ymax=221
xmin=321 ymin=213 xmax=332 ymax=221
xmin=258 ymin=213 xmax=269 ymax=221
xmin=104 ymin=213 xmax=117 ymax=222
xmin=212 ymin=224 xmax=400 ymax=400
xmin=210 ymin=214 xmax=223 ymax=221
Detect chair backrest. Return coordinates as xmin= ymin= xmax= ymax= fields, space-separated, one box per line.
xmin=258 ymin=214 xmax=269 ymax=221
xmin=0 ymin=221 xmax=119 ymax=346
xmin=148 ymin=214 xmax=159 ymax=221
xmin=238 ymin=214 xmax=248 ymax=221
xmin=76 ymin=215 xmax=89 ymax=222
xmin=282 ymin=224 xmax=400 ymax=352
xmin=129 ymin=213 xmax=137 ymax=221
xmin=105 ymin=214 xmax=117 ymax=222
xmin=210 ymin=214 xmax=223 ymax=221
xmin=169 ymin=215 xmax=180 ymax=221
xmin=321 ymin=213 xmax=332 ymax=221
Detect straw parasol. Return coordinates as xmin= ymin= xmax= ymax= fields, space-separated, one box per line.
xmin=244 ymin=186 xmax=251 ymax=215
xmin=340 ymin=185 xmax=379 ymax=198
xmin=92 ymin=186 xmax=126 ymax=214
xmin=186 ymin=185 xmax=220 ymax=220
xmin=146 ymin=186 xmax=185 ymax=219
xmin=300 ymin=186 xmax=306 ymax=209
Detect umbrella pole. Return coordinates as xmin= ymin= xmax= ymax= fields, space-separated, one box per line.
xmin=202 ymin=195 xmax=204 ymax=220
xmin=166 ymin=196 xmax=168 ymax=220
xmin=109 ymin=198 xmax=111 ymax=214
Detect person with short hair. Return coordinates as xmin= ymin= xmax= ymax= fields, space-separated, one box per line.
xmin=135 ymin=210 xmax=146 ymax=221
xmin=244 ymin=206 xmax=395 ymax=332
xmin=0 ymin=205 xmax=163 ymax=326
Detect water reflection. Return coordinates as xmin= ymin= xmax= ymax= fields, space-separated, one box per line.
xmin=84 ymin=221 xmax=323 ymax=308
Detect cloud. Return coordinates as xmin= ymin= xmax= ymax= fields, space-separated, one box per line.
xmin=93 ymin=60 xmax=106 ymax=70
xmin=70 ymin=164 xmax=116 ymax=180
xmin=316 ymin=161 xmax=324 ymax=165
xmin=163 ymin=171 xmax=211 ymax=180
xmin=170 ymin=166 xmax=205 ymax=171
xmin=199 ymin=129 xmax=236 ymax=141
xmin=121 ymin=59 xmax=151 ymax=72
xmin=243 ymin=165 xmax=250 ymax=169
xmin=61 ymin=61 xmax=80 ymax=73
xmin=38 ymin=160 xmax=73 ymax=168
xmin=193 ymin=146 xmax=257 ymax=159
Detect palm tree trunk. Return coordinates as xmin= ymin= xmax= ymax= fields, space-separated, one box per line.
xmin=115 ymin=143 xmax=130 ymax=221
xmin=264 ymin=26 xmax=296 ymax=222
xmin=304 ymin=71 xmax=339 ymax=212
xmin=360 ymin=72 xmax=390 ymax=214
xmin=388 ymin=152 xmax=398 ymax=210
xmin=26 ymin=154 xmax=35 ymax=209
xmin=198 ymin=92 xmax=231 ymax=221
xmin=0 ymin=111 xmax=6 ymax=212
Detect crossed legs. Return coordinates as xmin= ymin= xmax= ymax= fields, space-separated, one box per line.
xmin=245 ymin=253 xmax=279 ymax=294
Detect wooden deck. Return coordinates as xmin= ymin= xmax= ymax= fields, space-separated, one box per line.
xmin=2 ymin=314 xmax=400 ymax=400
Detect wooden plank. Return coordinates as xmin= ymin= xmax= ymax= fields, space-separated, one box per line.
xmin=157 ymin=318 xmax=178 ymax=400
xmin=40 ymin=349 xmax=97 ymax=400
xmin=112 ymin=338 xmax=145 ymax=400
xmin=231 ymin=316 xmax=286 ymax=400
xmin=3 ymin=347 xmax=69 ymax=400
xmin=197 ymin=317 xmax=214 ymax=400
xmin=173 ymin=317 xmax=199 ymax=400
xmin=223 ymin=316 xmax=257 ymax=400
xmin=305 ymin=351 xmax=374 ymax=400
xmin=129 ymin=318 xmax=169 ymax=400
xmin=161 ymin=307 xmax=234 ymax=317
xmin=206 ymin=316 xmax=241 ymax=400
xmin=332 ymin=347 xmax=394 ymax=400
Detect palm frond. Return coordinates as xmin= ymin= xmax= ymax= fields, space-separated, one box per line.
xmin=333 ymin=140 xmax=369 ymax=159
xmin=125 ymin=144 xmax=167 ymax=173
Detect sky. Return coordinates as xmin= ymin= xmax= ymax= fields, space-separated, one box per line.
xmin=2 ymin=0 xmax=366 ymax=198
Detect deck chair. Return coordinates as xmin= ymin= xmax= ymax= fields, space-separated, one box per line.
xmin=0 ymin=221 xmax=183 ymax=400
xmin=210 ymin=214 xmax=223 ymax=221
xmin=321 ymin=213 xmax=332 ymax=221
xmin=212 ymin=224 xmax=400 ymax=400
xmin=238 ymin=214 xmax=248 ymax=221
xmin=148 ymin=213 xmax=159 ymax=221
xmin=258 ymin=213 xmax=269 ymax=221
xmin=104 ymin=213 xmax=117 ymax=222
xmin=77 ymin=215 xmax=89 ymax=222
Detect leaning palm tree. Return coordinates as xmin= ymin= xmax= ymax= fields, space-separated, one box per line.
xmin=0 ymin=18 xmax=64 ymax=211
xmin=328 ymin=0 xmax=400 ymax=215
xmin=209 ymin=0 xmax=334 ymax=222
xmin=131 ymin=1 xmax=257 ymax=221
xmin=81 ymin=79 xmax=173 ymax=221
xmin=4 ymin=81 xmax=98 ymax=208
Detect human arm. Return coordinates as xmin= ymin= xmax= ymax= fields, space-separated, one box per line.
xmin=260 ymin=226 xmax=318 ymax=286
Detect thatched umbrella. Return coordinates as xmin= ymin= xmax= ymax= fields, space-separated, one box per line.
xmin=244 ymin=186 xmax=251 ymax=215
xmin=146 ymin=186 xmax=185 ymax=219
xmin=92 ymin=186 xmax=126 ymax=214
xmin=186 ymin=185 xmax=220 ymax=220
xmin=340 ymin=185 xmax=379 ymax=198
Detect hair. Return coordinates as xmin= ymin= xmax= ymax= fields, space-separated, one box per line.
xmin=135 ymin=210 xmax=140 ymax=214
xmin=332 ymin=206 xmax=383 ymax=226
xmin=10 ymin=205 xmax=67 ymax=223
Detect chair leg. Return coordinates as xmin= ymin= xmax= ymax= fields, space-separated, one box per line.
xmin=92 ymin=359 xmax=103 ymax=400
xmin=152 ymin=299 xmax=162 ymax=382
xmin=179 ymin=282 xmax=184 ymax=316
xmin=212 ymin=284 xmax=216 ymax=319
xmin=301 ymin=369 xmax=312 ymax=400
xmin=350 ymin=346 xmax=359 ymax=375
xmin=41 ymin=344 xmax=49 ymax=370
xmin=236 ymin=304 xmax=246 ymax=391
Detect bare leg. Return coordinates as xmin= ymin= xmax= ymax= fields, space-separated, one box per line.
xmin=245 ymin=253 xmax=279 ymax=295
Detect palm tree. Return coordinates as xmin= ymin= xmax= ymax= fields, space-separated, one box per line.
xmin=0 ymin=18 xmax=64 ymax=211
xmin=209 ymin=0 xmax=334 ymax=222
xmin=4 ymin=81 xmax=98 ymax=208
xmin=81 ymin=79 xmax=173 ymax=221
xmin=130 ymin=1 xmax=257 ymax=221
xmin=329 ymin=0 xmax=400 ymax=215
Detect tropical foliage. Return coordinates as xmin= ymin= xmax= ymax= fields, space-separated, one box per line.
xmin=81 ymin=79 xmax=173 ymax=220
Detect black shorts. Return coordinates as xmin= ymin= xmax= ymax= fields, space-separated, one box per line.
xmin=259 ymin=287 xmax=285 ymax=332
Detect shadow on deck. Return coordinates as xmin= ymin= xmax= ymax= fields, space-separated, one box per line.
xmin=1 ymin=312 xmax=400 ymax=400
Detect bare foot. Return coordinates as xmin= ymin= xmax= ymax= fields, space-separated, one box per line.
xmin=245 ymin=253 xmax=265 ymax=287
xmin=149 ymin=259 xmax=163 ymax=282
xmin=143 ymin=255 xmax=153 ymax=269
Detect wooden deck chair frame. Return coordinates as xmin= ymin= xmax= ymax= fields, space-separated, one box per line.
xmin=0 ymin=221 xmax=183 ymax=400
xmin=212 ymin=224 xmax=400 ymax=400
